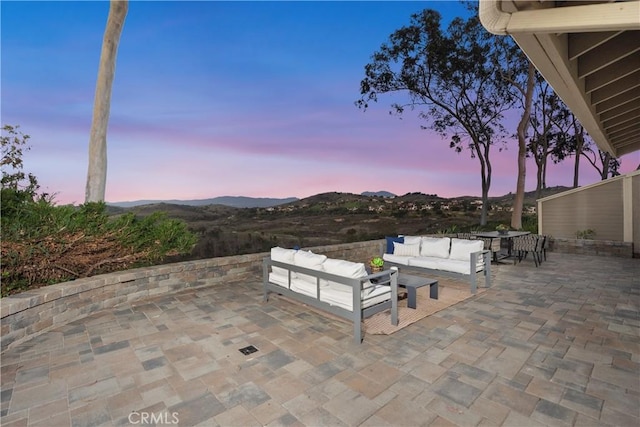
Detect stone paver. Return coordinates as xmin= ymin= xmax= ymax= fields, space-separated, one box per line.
xmin=1 ymin=252 xmax=639 ymax=426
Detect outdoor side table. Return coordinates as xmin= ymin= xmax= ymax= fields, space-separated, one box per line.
xmin=396 ymin=274 xmax=438 ymax=309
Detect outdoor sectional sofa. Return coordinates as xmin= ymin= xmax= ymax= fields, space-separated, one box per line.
xmin=263 ymin=247 xmax=398 ymax=344
xmin=382 ymin=236 xmax=492 ymax=294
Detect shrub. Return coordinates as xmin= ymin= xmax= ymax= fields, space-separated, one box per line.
xmin=521 ymin=215 xmax=538 ymax=233
xmin=576 ymin=229 xmax=596 ymax=239
xmin=1 ymin=124 xmax=197 ymax=297
xmin=1 ymin=202 xmax=197 ymax=297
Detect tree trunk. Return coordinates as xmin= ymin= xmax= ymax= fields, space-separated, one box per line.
xmin=601 ymin=152 xmax=611 ymax=180
xmin=85 ymin=0 xmax=128 ymax=203
xmin=476 ymin=142 xmax=490 ymax=226
xmin=511 ymin=63 xmax=535 ymax=230
xmin=480 ymin=185 xmax=489 ymax=226
xmin=573 ymin=131 xmax=583 ymax=188
xmin=535 ymin=164 xmax=543 ymax=201
xmin=573 ymin=153 xmax=580 ymax=188
xmin=541 ymin=155 xmax=547 ymax=190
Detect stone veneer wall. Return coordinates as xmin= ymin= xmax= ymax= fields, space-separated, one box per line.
xmin=549 ymin=237 xmax=634 ymax=258
xmin=0 ymin=240 xmax=384 ymax=352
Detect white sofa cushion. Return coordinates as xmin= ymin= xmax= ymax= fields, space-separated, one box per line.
xmin=420 ymin=237 xmax=451 ymax=258
xmin=271 ymin=247 xmax=297 ymax=278
xmin=382 ymin=253 xmax=411 ymax=265
xmin=321 ymin=284 xmax=392 ymax=311
xmin=402 ymin=236 xmax=422 ymax=245
xmin=290 ymin=278 xmax=323 ymax=296
xmin=437 ymin=259 xmax=472 ymax=275
xmin=408 ymin=256 xmax=440 ymax=270
xmin=268 ymin=271 xmax=291 ymax=288
xmin=322 ymin=258 xmax=373 ymax=295
xmin=393 ymin=242 xmax=421 ymax=257
xmin=322 ymin=258 xmax=368 ymax=279
xmin=449 ymin=238 xmax=484 ymax=261
xmin=294 ymin=250 xmax=328 ymax=284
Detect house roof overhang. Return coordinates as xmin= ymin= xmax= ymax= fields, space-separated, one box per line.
xmin=479 ymin=0 xmax=640 ymax=157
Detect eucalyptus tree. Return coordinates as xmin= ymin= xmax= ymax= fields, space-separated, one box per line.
xmin=489 ymin=35 xmax=536 ymax=230
xmin=578 ymin=132 xmax=621 ymax=181
xmin=85 ymin=0 xmax=128 ymax=203
xmin=528 ymin=79 xmax=570 ymax=198
xmin=558 ymin=113 xmax=621 ymax=184
xmin=528 ymin=82 xmax=619 ymax=194
xmin=356 ymin=9 xmax=516 ymax=225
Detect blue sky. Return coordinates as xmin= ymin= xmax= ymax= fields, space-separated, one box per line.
xmin=2 ymin=0 xmax=638 ymax=205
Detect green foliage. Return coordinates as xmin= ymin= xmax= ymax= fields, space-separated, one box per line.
xmin=1 ymin=200 xmax=198 ymax=297
xmin=370 ymin=257 xmax=384 ymax=268
xmin=111 ymin=211 xmax=197 ymax=262
xmin=520 ymin=215 xmax=538 ymax=233
xmin=1 ymin=125 xmax=44 ymax=220
xmin=436 ymin=224 xmax=458 ymax=235
xmin=1 ymin=125 xmax=197 ymax=297
xmin=1 ymin=125 xmax=37 ymax=192
xmin=576 ymin=229 xmax=595 ymax=239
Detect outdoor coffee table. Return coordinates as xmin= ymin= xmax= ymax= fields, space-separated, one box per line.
xmin=397 ymin=274 xmax=438 ymax=309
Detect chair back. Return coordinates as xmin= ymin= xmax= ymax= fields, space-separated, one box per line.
xmin=478 ymin=237 xmax=494 ymax=251
xmin=456 ymin=233 xmax=475 ymax=240
xmin=512 ymin=234 xmax=538 ymax=252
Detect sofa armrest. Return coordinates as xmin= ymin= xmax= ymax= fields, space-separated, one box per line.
xmin=362 ymin=269 xmax=398 ymax=326
xmin=469 ymin=249 xmax=491 ymax=267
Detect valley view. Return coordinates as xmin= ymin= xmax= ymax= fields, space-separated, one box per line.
xmin=110 ymin=188 xmax=568 ymax=262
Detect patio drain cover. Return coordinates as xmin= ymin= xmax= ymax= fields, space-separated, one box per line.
xmin=239 ymin=345 xmax=258 ymax=355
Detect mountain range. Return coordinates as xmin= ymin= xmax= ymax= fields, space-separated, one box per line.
xmin=108 ymin=196 xmax=300 ymax=209
xmin=108 ymin=187 xmax=570 ymax=209
xmin=108 ymin=191 xmax=398 ymax=208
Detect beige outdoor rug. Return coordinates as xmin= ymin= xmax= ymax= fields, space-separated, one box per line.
xmin=364 ymin=278 xmax=486 ymax=335
xmin=271 ymin=278 xmax=486 ymax=337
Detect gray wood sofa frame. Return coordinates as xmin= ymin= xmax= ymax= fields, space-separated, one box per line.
xmin=383 ymin=250 xmax=492 ymax=294
xmin=262 ymin=257 xmax=398 ymax=344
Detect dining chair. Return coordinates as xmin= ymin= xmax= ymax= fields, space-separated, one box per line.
xmin=512 ymin=234 xmax=541 ymax=267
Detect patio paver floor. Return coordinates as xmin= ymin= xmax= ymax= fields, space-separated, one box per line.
xmin=1 ymin=252 xmax=638 ymax=426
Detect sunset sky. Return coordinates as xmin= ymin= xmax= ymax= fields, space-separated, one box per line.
xmin=2 ymin=0 xmax=638 ymax=205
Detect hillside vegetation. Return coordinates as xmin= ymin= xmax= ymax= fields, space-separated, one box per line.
xmin=1 ymin=125 xmax=197 ymax=297
xmin=123 ymin=189 xmax=565 ymax=262
xmin=1 ymin=121 xmax=565 ymax=297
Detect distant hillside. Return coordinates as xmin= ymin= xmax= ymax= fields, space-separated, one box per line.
xmin=361 ymin=191 xmax=396 ymax=198
xmin=108 ymin=187 xmax=574 ymax=262
xmin=108 ymin=196 xmax=298 ymax=209
xmin=488 ymin=186 xmax=572 ymax=205
xmin=109 ymin=187 xmax=571 ymax=211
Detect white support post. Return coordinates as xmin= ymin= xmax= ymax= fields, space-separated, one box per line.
xmin=623 ymin=174 xmax=633 ymax=243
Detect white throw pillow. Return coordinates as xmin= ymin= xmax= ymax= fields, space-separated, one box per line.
xmin=393 ymin=242 xmax=421 ymax=257
xmin=293 ymin=250 xmax=328 ymax=284
xmin=420 ymin=237 xmax=451 ymax=258
xmin=270 ymin=247 xmax=297 ymax=277
xmin=449 ymin=238 xmax=484 ymax=261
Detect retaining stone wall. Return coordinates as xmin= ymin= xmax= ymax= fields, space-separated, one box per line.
xmin=549 ymin=238 xmax=634 ymax=258
xmin=0 ymin=240 xmax=384 ymax=353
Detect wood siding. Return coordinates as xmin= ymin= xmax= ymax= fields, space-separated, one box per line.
xmin=541 ymin=179 xmax=624 ymax=240
xmin=538 ymin=170 xmax=639 ymax=255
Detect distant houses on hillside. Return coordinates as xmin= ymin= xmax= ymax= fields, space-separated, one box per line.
xmin=261 ymin=196 xmax=537 ymax=215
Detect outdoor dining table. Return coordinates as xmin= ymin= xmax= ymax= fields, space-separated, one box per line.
xmin=473 ymin=230 xmax=531 ymax=263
